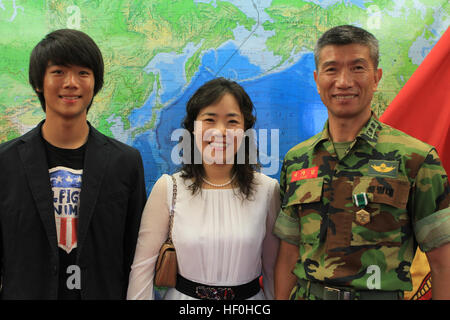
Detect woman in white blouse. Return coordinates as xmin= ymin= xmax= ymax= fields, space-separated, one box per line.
xmin=127 ymin=77 xmax=280 ymax=300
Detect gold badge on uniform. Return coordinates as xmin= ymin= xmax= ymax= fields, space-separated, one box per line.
xmin=356 ymin=209 xmax=371 ymax=225
xmin=353 ymin=193 xmax=370 ymax=225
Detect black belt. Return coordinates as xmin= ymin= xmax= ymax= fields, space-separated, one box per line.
xmin=298 ymin=279 xmax=401 ymax=300
xmin=175 ymin=274 xmax=261 ymax=300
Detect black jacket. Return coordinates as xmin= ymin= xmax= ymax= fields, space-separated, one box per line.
xmin=0 ymin=121 xmax=146 ymax=299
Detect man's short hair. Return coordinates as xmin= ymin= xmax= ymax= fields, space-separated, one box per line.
xmin=314 ymin=25 xmax=379 ymax=70
xmin=29 ymin=29 xmax=104 ymax=112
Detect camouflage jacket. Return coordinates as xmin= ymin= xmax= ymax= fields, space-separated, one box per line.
xmin=274 ymin=114 xmax=450 ymax=294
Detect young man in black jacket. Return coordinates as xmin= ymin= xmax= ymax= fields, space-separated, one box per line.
xmin=0 ymin=29 xmax=147 ymax=299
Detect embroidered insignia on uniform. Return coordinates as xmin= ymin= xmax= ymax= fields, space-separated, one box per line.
xmin=371 ymin=163 xmax=395 ymax=173
xmin=368 ymin=160 xmax=399 ymax=178
xmin=290 ymin=166 xmax=319 ymax=182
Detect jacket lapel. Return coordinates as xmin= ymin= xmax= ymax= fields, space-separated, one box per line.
xmin=18 ymin=122 xmax=58 ymax=256
xmin=76 ymin=125 xmax=110 ymax=258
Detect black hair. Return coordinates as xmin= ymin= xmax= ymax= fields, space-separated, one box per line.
xmin=314 ymin=25 xmax=379 ymax=69
xmin=180 ymin=77 xmax=259 ymax=200
xmin=29 ymin=29 xmax=104 ymax=113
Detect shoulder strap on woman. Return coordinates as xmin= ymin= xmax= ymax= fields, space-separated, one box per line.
xmin=168 ymin=175 xmax=177 ymax=242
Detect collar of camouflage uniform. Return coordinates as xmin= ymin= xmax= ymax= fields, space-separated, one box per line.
xmin=309 ymin=112 xmax=383 ymax=152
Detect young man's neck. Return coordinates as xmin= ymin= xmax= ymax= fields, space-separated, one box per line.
xmin=328 ymin=109 xmax=372 ymax=143
xmin=41 ymin=114 xmax=89 ymax=149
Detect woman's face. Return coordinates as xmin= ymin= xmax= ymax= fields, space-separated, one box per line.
xmin=194 ymin=93 xmax=245 ymax=165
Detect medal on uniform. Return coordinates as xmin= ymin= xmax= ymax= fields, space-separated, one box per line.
xmin=353 ymin=193 xmax=370 ymax=225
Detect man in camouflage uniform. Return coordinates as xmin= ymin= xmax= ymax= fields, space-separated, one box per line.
xmin=273 ymin=25 xmax=450 ymax=300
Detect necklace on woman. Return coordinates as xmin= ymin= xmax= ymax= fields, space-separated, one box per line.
xmin=202 ymin=172 xmax=237 ymax=187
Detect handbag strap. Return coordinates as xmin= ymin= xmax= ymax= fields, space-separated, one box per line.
xmin=168 ymin=175 xmax=177 ymax=243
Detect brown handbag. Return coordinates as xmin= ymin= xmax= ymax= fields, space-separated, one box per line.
xmin=154 ymin=175 xmax=178 ymax=287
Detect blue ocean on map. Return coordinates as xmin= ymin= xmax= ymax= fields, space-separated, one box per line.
xmin=132 ymin=42 xmax=328 ymax=190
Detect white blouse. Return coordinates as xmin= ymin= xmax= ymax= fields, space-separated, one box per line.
xmin=127 ymin=171 xmax=280 ymax=300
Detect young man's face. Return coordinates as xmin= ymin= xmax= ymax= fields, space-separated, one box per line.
xmin=314 ymin=44 xmax=382 ymax=120
xmin=41 ymin=63 xmax=95 ymax=120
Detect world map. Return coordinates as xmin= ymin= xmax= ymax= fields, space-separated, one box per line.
xmin=1 ymin=0 xmax=449 ymax=193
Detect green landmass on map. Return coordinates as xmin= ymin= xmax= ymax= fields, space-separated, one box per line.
xmin=0 ymin=0 xmax=255 ymax=141
xmin=0 ymin=0 xmax=448 ymax=143
xmin=263 ymin=0 xmax=449 ymax=116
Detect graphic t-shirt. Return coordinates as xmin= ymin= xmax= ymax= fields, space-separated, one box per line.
xmin=44 ymin=137 xmax=85 ymax=300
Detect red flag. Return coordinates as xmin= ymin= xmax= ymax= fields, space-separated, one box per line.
xmin=380 ymin=27 xmax=450 ymax=177
xmin=380 ymin=27 xmax=450 ymax=300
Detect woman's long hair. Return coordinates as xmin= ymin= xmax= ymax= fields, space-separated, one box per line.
xmin=180 ymin=77 xmax=259 ymax=200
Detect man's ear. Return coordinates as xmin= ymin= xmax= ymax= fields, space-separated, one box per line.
xmin=313 ymin=70 xmax=320 ymax=94
xmin=373 ymin=68 xmax=383 ymax=91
